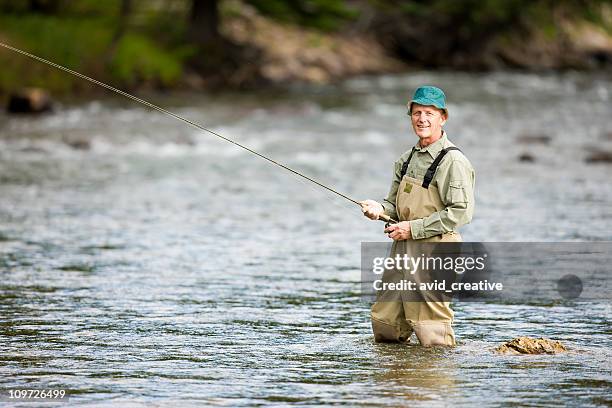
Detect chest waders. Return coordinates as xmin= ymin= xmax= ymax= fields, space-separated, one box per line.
xmin=371 ymin=147 xmax=461 ymax=346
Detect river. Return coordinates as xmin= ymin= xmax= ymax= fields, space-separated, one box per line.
xmin=1 ymin=71 xmax=611 ymax=406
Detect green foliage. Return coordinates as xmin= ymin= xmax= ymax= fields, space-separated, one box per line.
xmin=0 ymin=14 xmax=113 ymax=93
xmin=109 ymin=34 xmax=190 ymax=87
xmin=0 ymin=2 xmax=192 ymax=93
xmin=383 ymin=0 xmax=609 ymax=39
xmin=0 ymin=0 xmax=32 ymax=13
xmin=245 ymin=0 xmax=359 ymax=31
xmin=140 ymin=5 xmax=191 ymax=48
xmin=399 ymin=0 xmax=530 ymax=36
xmin=0 ymin=0 xmax=609 ymax=93
xmin=577 ymin=0 xmax=612 ymax=33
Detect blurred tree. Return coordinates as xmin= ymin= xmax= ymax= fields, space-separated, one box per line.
xmin=189 ymin=0 xmax=220 ymax=46
xmin=106 ymin=0 xmax=132 ymax=62
xmin=185 ymin=0 xmax=261 ymax=85
xmin=115 ymin=0 xmax=132 ymax=39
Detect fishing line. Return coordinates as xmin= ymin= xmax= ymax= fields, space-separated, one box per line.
xmin=0 ymin=41 xmax=396 ymax=224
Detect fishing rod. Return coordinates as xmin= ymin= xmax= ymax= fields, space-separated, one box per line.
xmin=0 ymin=41 xmax=398 ymax=225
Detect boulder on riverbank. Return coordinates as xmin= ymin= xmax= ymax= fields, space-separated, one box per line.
xmin=220 ymin=1 xmax=405 ymax=86
xmin=496 ymin=337 xmax=567 ymax=354
xmin=7 ymin=88 xmax=53 ymax=114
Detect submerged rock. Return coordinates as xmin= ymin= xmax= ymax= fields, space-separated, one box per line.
xmin=63 ymin=137 xmax=91 ymax=150
xmin=585 ymin=150 xmax=612 ymax=164
xmin=496 ymin=337 xmax=567 ymax=354
xmin=518 ymin=153 xmax=535 ymax=163
xmin=516 ymin=134 xmax=551 ymax=145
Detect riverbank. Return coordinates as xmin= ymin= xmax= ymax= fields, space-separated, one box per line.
xmin=0 ymin=0 xmax=611 ymax=95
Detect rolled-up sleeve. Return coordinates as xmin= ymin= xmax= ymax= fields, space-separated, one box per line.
xmin=410 ymin=159 xmax=475 ymax=240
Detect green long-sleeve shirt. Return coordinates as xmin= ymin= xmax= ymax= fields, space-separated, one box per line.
xmin=381 ymin=133 xmax=475 ymax=240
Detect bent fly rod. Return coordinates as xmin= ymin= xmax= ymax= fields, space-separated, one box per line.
xmin=0 ymin=41 xmax=398 ymax=224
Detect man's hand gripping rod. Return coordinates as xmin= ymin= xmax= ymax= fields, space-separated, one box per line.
xmin=379 ymin=213 xmax=398 ymax=228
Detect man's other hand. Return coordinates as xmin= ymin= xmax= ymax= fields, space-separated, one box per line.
xmin=384 ymin=222 xmax=412 ymax=240
xmin=359 ymin=200 xmax=384 ymax=220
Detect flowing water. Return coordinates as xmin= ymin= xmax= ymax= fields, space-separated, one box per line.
xmin=1 ymin=71 xmax=611 ymax=406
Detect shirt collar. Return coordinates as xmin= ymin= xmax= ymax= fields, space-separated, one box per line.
xmin=414 ymin=131 xmax=447 ymax=159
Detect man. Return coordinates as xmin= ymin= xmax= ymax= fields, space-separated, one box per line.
xmin=360 ymin=85 xmax=475 ymax=346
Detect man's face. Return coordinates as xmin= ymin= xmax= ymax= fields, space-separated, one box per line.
xmin=409 ymin=103 xmax=447 ymax=140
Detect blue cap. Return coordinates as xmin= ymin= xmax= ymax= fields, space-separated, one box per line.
xmin=409 ymin=86 xmax=447 ymax=116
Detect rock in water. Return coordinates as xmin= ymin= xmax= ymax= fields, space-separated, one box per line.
xmin=516 ymin=134 xmax=552 ymax=145
xmin=7 ymin=88 xmax=53 ymax=113
xmin=585 ymin=150 xmax=612 ymax=164
xmin=496 ymin=337 xmax=567 ymax=354
xmin=518 ymin=153 xmax=535 ymax=163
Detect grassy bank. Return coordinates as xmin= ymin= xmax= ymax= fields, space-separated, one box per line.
xmin=0 ymin=13 xmax=190 ymax=94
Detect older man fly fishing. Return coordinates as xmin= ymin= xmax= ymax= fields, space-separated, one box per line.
xmin=360 ymin=86 xmax=475 ymax=346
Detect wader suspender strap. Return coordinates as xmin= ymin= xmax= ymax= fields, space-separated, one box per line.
xmin=400 ymin=148 xmax=416 ymax=179
xmin=422 ymin=147 xmax=460 ymax=188
xmin=400 ymin=146 xmax=461 ymax=189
